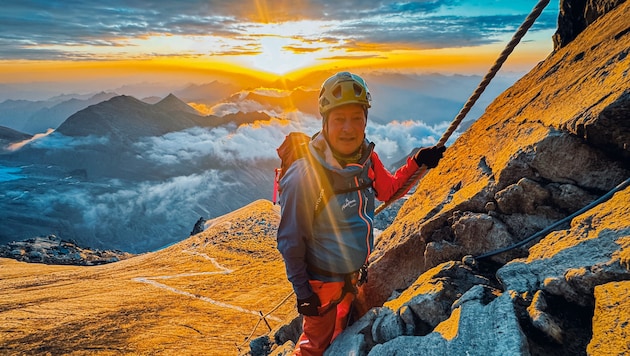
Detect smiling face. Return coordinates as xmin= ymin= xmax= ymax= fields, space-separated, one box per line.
xmin=324 ymin=103 xmax=367 ymax=155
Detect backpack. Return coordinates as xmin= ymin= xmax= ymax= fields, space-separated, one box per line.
xmin=273 ymin=132 xmax=331 ymax=216
xmin=273 ymin=132 xmax=372 ymax=217
xmin=276 ymin=132 xmax=312 ymax=185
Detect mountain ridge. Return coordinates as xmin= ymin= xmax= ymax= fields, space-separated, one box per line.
xmin=153 ymin=93 xmax=201 ymax=115
xmin=0 ymin=92 xmax=279 ymax=251
xmin=0 ymin=1 xmax=628 ymax=354
xmin=56 ymin=94 xmax=205 ymax=139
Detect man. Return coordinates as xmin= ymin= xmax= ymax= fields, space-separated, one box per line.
xmin=277 ymin=72 xmax=444 ymax=356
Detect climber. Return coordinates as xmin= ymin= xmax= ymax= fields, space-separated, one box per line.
xmin=276 ymin=71 xmax=445 ymax=356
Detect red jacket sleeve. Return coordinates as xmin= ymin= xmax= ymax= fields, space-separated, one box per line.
xmin=370 ymin=151 xmax=420 ymax=202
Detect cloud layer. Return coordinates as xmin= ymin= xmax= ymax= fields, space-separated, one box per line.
xmin=135 ymin=114 xmax=449 ymax=167
xmin=0 ymin=0 xmax=558 ymax=60
xmin=7 ymin=129 xmax=109 ymax=151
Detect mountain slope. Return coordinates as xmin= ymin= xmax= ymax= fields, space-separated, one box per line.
xmin=0 ymin=99 xmax=55 ymax=131
xmin=364 ymin=0 xmax=630 ymax=308
xmin=0 ymin=200 xmax=294 ymax=355
xmin=153 ymin=93 xmax=201 ymax=115
xmin=0 ymin=125 xmax=30 ymax=148
xmin=20 ymin=92 xmax=118 ymax=134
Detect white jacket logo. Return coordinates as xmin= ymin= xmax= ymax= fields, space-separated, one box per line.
xmin=342 ymin=198 xmax=357 ymax=211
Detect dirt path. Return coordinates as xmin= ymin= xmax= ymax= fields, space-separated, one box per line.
xmin=133 ymin=249 xmax=282 ymax=322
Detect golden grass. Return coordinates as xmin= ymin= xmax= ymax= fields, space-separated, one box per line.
xmin=0 ymin=200 xmax=295 ymax=355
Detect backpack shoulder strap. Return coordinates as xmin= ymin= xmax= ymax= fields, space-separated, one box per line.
xmin=312 ymin=163 xmax=334 ymax=218
xmin=276 ymin=132 xmax=373 ymax=218
xmin=312 ymin=159 xmax=374 ymax=218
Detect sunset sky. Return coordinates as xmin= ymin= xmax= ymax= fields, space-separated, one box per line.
xmin=0 ymin=0 xmax=559 ymax=88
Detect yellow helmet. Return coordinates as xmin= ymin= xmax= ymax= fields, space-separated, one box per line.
xmin=318 ymin=72 xmax=371 ymax=117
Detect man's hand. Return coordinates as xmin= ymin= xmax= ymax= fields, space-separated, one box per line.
xmin=413 ymin=145 xmax=446 ymax=168
xmin=297 ymin=293 xmax=321 ymax=316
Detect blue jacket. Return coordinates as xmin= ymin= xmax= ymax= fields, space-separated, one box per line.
xmin=277 ymin=132 xmax=419 ymax=299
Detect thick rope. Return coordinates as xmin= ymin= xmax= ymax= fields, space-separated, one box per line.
xmin=375 ymin=0 xmax=551 ymax=215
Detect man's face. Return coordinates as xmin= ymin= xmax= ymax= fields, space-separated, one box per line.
xmin=325 ymin=103 xmax=367 ymax=155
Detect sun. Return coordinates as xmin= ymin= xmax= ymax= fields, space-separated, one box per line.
xmin=228 ymin=20 xmax=334 ymax=76
xmin=248 ymin=36 xmax=318 ymax=75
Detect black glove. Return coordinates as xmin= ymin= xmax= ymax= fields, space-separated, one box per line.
xmin=413 ymin=145 xmax=445 ymax=169
xmin=297 ymin=293 xmax=321 ymax=316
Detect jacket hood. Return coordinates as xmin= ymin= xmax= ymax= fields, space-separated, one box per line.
xmin=309 ymin=131 xmax=374 ymax=178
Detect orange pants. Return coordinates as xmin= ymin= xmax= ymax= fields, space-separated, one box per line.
xmin=293 ymin=280 xmax=354 ymax=356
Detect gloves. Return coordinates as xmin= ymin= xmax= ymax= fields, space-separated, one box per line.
xmin=413 ymin=145 xmax=445 ymax=169
xmin=297 ymin=293 xmax=321 ymax=316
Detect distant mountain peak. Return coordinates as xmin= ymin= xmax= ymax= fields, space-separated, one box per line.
xmin=55 ymin=93 xmax=213 ymax=139
xmin=154 ymin=93 xmax=200 ymax=115
xmin=107 ymin=94 xmax=144 ymax=105
xmin=90 ymin=91 xmax=117 ymax=100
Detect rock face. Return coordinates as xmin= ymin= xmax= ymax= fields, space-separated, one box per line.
xmin=252 ymin=1 xmax=630 ymax=355
xmin=553 ymin=0 xmax=628 ymax=49
xmin=0 ymin=235 xmax=134 ymax=265
xmin=587 ymin=281 xmax=630 ymax=354
xmin=362 ymin=0 xmax=629 ymax=311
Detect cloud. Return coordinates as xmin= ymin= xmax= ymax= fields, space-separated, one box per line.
xmin=0 ymin=1 xmax=558 ymax=60
xmin=135 ymin=116 xmax=321 ymax=164
xmin=366 ymin=120 xmax=455 ymax=163
xmin=134 ymin=105 xmax=451 ymax=168
xmin=208 ymin=100 xmax=272 ymax=117
xmin=0 ymin=166 xmax=25 ymax=182
xmin=81 ymin=170 xmax=229 ymax=223
xmin=7 ymin=130 xmax=108 ymax=151
xmin=326 ymin=12 xmax=559 ymax=51
xmin=7 ymin=129 xmax=54 ymax=151
xmin=11 ymin=169 xmax=235 ymax=251
xmin=16 ymin=131 xmax=109 ymax=150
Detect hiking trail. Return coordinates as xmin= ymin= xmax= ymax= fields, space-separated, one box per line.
xmin=132 ymin=248 xmax=282 ymax=322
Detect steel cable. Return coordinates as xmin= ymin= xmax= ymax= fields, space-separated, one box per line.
xmin=474 ymin=177 xmax=630 ymax=260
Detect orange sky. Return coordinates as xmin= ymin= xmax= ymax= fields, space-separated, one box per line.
xmin=0 ymin=1 xmax=558 ymax=91
xmin=0 ymin=41 xmax=552 ymax=89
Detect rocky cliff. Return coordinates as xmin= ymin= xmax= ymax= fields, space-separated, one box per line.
xmin=363 ymin=0 xmax=629 ymax=310
xmin=256 ymin=1 xmax=630 ymax=355
xmin=0 ymin=235 xmax=134 ymax=266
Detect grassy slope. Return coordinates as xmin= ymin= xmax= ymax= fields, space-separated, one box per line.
xmin=0 ymin=200 xmax=294 ymax=356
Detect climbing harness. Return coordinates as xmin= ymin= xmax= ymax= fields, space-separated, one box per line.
xmin=375 ymin=0 xmax=551 ymax=215
xmin=472 ymin=177 xmax=630 ymax=261
xmin=316 ymin=271 xmax=360 ymax=316
xmin=239 ymin=0 xmax=553 ymax=351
